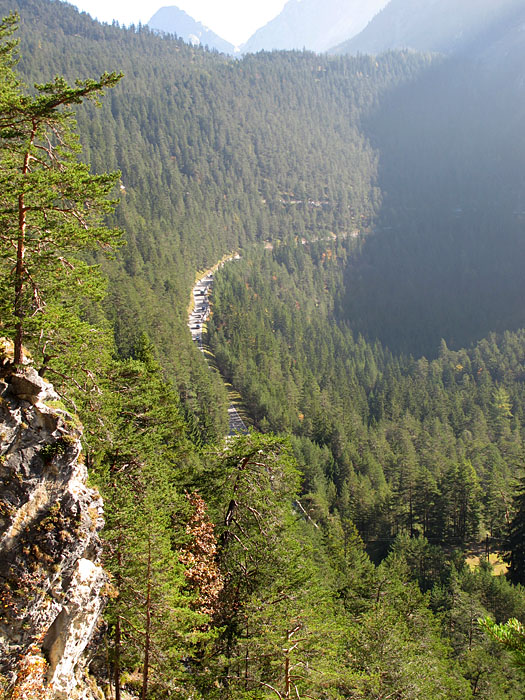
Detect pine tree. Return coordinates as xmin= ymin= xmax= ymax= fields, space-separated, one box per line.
xmin=505 ymin=476 xmax=525 ymax=586
xmin=0 ymin=13 xmax=122 ymax=367
xmin=92 ymin=349 xmax=206 ymax=698
xmin=195 ymin=433 xmax=345 ymax=698
xmin=480 ymin=618 xmax=525 ymax=671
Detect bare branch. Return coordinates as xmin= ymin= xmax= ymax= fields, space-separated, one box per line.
xmin=294 ymin=500 xmax=319 ymax=529
xmin=40 ymin=366 xmax=86 ymax=392
xmin=225 ymin=675 xmax=283 ymax=699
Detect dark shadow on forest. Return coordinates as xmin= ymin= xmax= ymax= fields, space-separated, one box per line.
xmin=340 ymin=7 xmax=525 ymax=359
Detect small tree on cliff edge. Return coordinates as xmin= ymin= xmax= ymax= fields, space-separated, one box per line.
xmin=0 ymin=13 xmax=122 ymax=368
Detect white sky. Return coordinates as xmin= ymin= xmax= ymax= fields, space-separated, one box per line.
xmin=66 ymin=0 xmax=289 ymax=46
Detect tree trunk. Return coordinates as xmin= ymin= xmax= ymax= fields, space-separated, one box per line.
xmin=14 ymin=189 xmax=26 ymax=365
xmin=14 ymin=127 xmax=36 ymax=365
xmin=114 ymin=616 xmax=121 ymax=700
xmin=245 ymin=624 xmax=249 ymax=691
xmin=284 ymin=649 xmax=290 ymax=699
xmin=284 ymin=626 xmax=299 ymax=699
xmin=114 ymin=524 xmax=122 ymax=700
xmin=141 ymin=535 xmax=152 ymax=700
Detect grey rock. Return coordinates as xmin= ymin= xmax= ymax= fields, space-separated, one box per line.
xmin=8 ymin=367 xmax=60 ymax=405
xmin=0 ymin=371 xmax=107 ymax=699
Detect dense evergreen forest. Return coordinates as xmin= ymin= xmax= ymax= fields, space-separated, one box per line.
xmin=0 ymin=0 xmax=436 ymax=441
xmin=208 ymin=241 xmax=524 ymax=543
xmin=1 ymin=0 xmax=525 ymax=698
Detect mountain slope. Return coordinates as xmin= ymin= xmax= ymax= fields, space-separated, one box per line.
xmin=148 ymin=5 xmax=234 ymax=53
xmin=340 ymin=3 xmax=525 ymax=355
xmin=0 ymin=0 xmax=431 ymax=436
xmin=333 ymin=0 xmax=522 ymax=55
xmin=2 ymin=5 xmax=525 ymax=698
xmin=241 ymin=0 xmax=388 ymax=54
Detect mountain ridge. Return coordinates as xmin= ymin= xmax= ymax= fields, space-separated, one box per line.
xmin=332 ymin=0 xmax=523 ymax=55
xmin=241 ymin=0 xmax=389 ymax=54
xmin=148 ymin=5 xmax=235 ymax=53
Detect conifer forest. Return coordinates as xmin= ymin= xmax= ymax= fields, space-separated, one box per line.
xmin=1 ymin=0 xmax=525 ymax=698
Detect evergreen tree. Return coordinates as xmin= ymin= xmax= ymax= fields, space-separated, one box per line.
xmin=0 ymin=13 xmax=122 ymax=367
xmin=195 ymin=433 xmax=345 ymax=698
xmin=92 ymin=347 xmax=206 ymax=698
xmin=480 ymin=617 xmax=525 ymax=671
xmin=505 ymin=476 xmax=525 ymax=586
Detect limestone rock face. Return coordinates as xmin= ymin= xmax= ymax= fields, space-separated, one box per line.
xmin=0 ymin=369 xmax=107 ymax=699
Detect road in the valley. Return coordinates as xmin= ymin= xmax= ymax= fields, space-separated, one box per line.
xmin=188 ymin=258 xmax=248 ymax=436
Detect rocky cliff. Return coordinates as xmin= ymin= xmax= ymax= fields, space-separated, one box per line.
xmin=0 ymin=368 xmax=107 ymax=699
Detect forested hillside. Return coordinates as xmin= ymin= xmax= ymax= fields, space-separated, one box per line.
xmin=343 ymin=6 xmax=525 ymax=356
xmin=0 ymin=0 xmax=434 ymax=438
xmin=209 ymin=241 xmax=524 ymax=545
xmin=1 ymin=1 xmax=525 ymax=698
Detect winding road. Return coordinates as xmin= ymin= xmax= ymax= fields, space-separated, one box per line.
xmin=188 ymin=258 xmax=248 ymax=436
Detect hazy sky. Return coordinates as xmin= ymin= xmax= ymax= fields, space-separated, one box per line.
xmin=67 ymin=0 xmax=289 ymax=45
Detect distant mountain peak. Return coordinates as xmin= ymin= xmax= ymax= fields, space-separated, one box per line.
xmin=241 ymin=0 xmax=389 ymax=54
xmin=148 ymin=6 xmax=235 ymax=54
